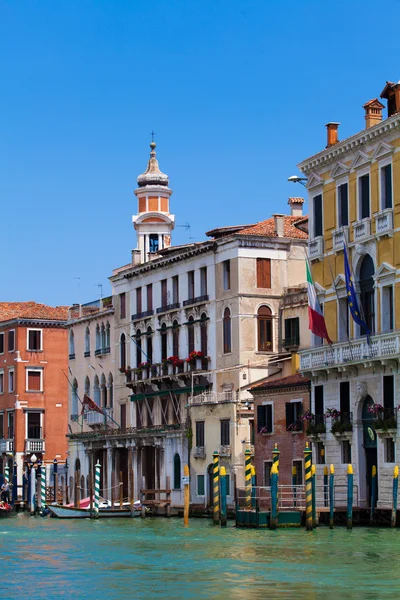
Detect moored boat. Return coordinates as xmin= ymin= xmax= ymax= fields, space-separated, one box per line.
xmin=0 ymin=502 xmax=12 ymax=517
xmin=47 ymin=498 xmax=142 ymax=519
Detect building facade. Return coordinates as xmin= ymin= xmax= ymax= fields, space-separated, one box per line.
xmin=298 ymin=80 xmax=400 ymax=507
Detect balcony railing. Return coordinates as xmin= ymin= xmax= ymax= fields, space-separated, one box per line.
xmin=353 ymin=217 xmax=371 ymax=241
xmin=69 ymin=353 xmax=75 ymax=360
xmin=131 ymin=309 xmax=154 ymax=321
xmin=0 ymin=439 xmax=13 ymax=453
xmin=282 ymin=337 xmax=300 ymax=349
xmin=219 ymin=445 xmax=231 ymax=457
xmin=308 ymin=236 xmax=324 ymax=260
xmin=331 ymin=412 xmax=353 ymax=435
xmin=300 ymin=331 xmax=400 ymax=372
xmin=287 ymin=419 xmax=303 ymax=432
xmin=183 ymin=294 xmax=209 ymax=307
xmin=193 ymin=446 xmax=206 ymax=459
xmin=94 ymin=347 xmax=110 ymax=357
xmin=375 ymin=208 xmax=393 ymax=237
xmin=126 ymin=357 xmax=211 ymax=384
xmin=374 ymin=407 xmax=397 ymax=431
xmin=87 ymin=407 xmax=113 ymax=426
xmin=305 ymin=415 xmax=326 ymax=436
xmin=332 ymin=226 xmax=349 ymax=251
xmin=189 ymin=390 xmax=237 ymax=405
xmin=156 ymin=302 xmax=181 ymax=314
xmin=25 ymin=439 xmax=45 ymax=453
xmin=84 ymin=351 xmax=91 ymax=358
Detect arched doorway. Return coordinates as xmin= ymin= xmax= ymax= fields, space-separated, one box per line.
xmin=207 ymin=464 xmax=213 ymax=508
xmin=362 ymin=395 xmax=377 ymax=505
xmin=359 ymin=255 xmax=375 ymax=334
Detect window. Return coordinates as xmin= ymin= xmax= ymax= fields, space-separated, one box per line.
xmin=146 ymin=284 xmax=153 ymax=312
xmin=69 ymin=331 xmax=75 ymax=357
xmin=120 ymin=333 xmax=126 ymax=370
xmin=285 ymin=401 xmax=303 ymax=431
xmin=200 ymin=313 xmax=208 ymax=356
xmin=382 ymin=286 xmax=394 ymax=332
xmin=27 ymin=412 xmax=41 ymax=439
xmin=84 ymin=376 xmax=90 ymax=397
xmin=8 ymin=412 xmax=14 ymax=438
xmin=257 ymin=404 xmax=273 ymax=433
xmin=359 ymin=254 xmax=375 ymax=334
xmin=120 ymin=292 xmax=126 ymax=319
xmin=136 ymin=287 xmax=142 ymax=314
xmin=173 ymin=454 xmax=181 ymax=490
xmin=95 ymin=324 xmax=101 ymax=351
xmin=338 ymin=297 xmax=349 ymax=341
xmin=223 ymin=260 xmax=231 ymax=291
xmin=187 ymin=317 xmax=195 ymax=355
xmin=161 ymin=279 xmax=168 ymax=306
xmin=135 ymin=330 xmax=142 ymax=367
xmin=8 ymin=369 xmax=14 ymax=393
xmin=316 ymin=442 xmax=325 ymax=465
xmin=0 ymin=372 xmax=3 ymax=394
xmin=120 ymin=404 xmax=127 ymax=430
xmin=314 ymin=385 xmax=324 ymax=424
xmin=223 ymin=308 xmax=231 ymax=353
xmin=386 ymin=438 xmax=395 ymax=463
xmin=196 ymin=421 xmax=205 ymax=447
xmin=8 ymin=330 xmax=15 ymax=352
xmin=258 ymin=306 xmax=273 ymax=351
xmin=340 ymin=382 xmax=350 ymax=424
xmin=105 ymin=323 xmax=110 ymax=351
xmin=85 ymin=327 xmax=90 ymax=356
xmin=342 ymin=440 xmax=352 ymax=464
xmin=264 ymin=461 xmax=273 ymax=486
xmin=172 ymin=276 xmax=179 ymax=304
xmin=28 ymin=329 xmax=42 ymax=351
xmin=220 ymin=419 xmax=230 ymax=446
xmin=93 ymin=375 xmax=100 ymax=406
xmin=284 ymin=317 xmax=299 ymax=347
xmin=293 ymin=460 xmax=303 ymax=485
xmin=100 ymin=373 xmax=107 ymax=407
xmin=200 ymin=267 xmax=207 ymax=296
xmin=108 ymin=374 xmax=113 ymax=408
xmin=197 ymin=474 xmax=205 ymax=496
xmin=188 ymin=271 xmax=195 ymax=300
xmin=338 ymin=183 xmax=349 ymax=227
xmin=27 ymin=369 xmax=42 ymax=392
xmin=225 ymin=474 xmax=230 ymax=496
xmin=381 ymin=164 xmax=392 ymax=209
xmin=71 ymin=379 xmax=79 ymax=415
xmin=313 ymin=194 xmax=323 ymax=237
xmin=383 ymin=375 xmax=394 ymax=412
xmin=161 ymin=323 xmax=168 ymax=361
xmin=0 ymin=413 xmax=3 ymax=439
xmin=149 ymin=234 xmax=159 ymax=253
xmin=359 ymin=174 xmax=370 ymax=219
xmin=172 ymin=320 xmax=179 ymax=357
xmin=146 ymin=327 xmax=153 ymax=364
xmin=257 ymin=258 xmax=271 ymax=288
xmin=0 ymin=333 xmax=3 ymax=354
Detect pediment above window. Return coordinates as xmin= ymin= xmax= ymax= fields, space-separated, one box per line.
xmin=351 ymin=151 xmax=371 ymax=170
xmin=331 ymin=162 xmax=350 ymax=179
xmin=374 ymin=262 xmax=396 ymax=281
xmin=372 ymin=142 xmax=394 ymax=160
xmin=334 ymin=274 xmax=346 ymax=289
xmin=314 ymin=282 xmax=326 ymax=298
xmin=307 ymin=172 xmax=323 ymax=190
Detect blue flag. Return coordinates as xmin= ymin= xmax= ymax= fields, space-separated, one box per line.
xmin=343 ymin=244 xmax=370 ymax=336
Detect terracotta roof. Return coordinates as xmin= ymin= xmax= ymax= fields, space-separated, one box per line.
xmin=288 ymin=197 xmax=305 ymax=204
xmin=250 ymin=373 xmax=310 ymax=392
xmin=237 ymin=216 xmax=308 ymax=239
xmin=0 ymin=302 xmax=69 ymax=323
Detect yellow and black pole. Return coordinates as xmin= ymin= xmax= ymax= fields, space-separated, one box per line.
xmin=304 ymin=442 xmax=313 ymax=531
xmin=272 ymin=443 xmax=280 ymax=473
xmin=213 ymin=451 xmax=220 ymax=525
xmin=245 ymin=449 xmax=252 ymax=509
xmin=311 ymin=464 xmax=317 ymax=528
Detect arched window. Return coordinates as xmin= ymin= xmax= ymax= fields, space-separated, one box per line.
xmin=85 ymin=327 xmax=90 ymax=355
xmin=95 ymin=325 xmax=101 ymax=351
xmin=146 ymin=326 xmax=153 ymax=364
xmin=101 ymin=323 xmax=106 ymax=351
xmin=173 ymin=453 xmax=181 ymax=490
xmin=258 ymin=306 xmax=273 ymax=351
xmin=100 ymin=373 xmax=107 ymax=408
xmin=172 ymin=320 xmax=179 ymax=357
xmin=359 ymin=255 xmax=375 ymax=335
xmin=136 ymin=330 xmax=142 ymax=367
xmin=75 ymin=458 xmax=81 ymax=473
xmin=108 ymin=373 xmax=113 ymax=408
xmin=69 ymin=330 xmax=75 ymax=357
xmin=188 ymin=316 xmax=195 ymax=355
xmin=120 ymin=333 xmax=126 ymax=370
xmin=200 ymin=313 xmax=208 ymax=356
xmin=223 ymin=308 xmax=231 ymax=354
xmin=105 ymin=322 xmax=110 ymax=352
xmin=84 ymin=376 xmax=90 ymax=397
xmin=93 ymin=375 xmax=100 ymax=406
xmin=161 ymin=323 xmax=168 ymax=361
xmin=71 ymin=379 xmax=78 ymax=416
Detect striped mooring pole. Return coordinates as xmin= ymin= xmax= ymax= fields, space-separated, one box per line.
xmin=220 ymin=466 xmax=227 ymax=527
xmin=311 ymin=464 xmax=317 ymax=528
xmin=323 ymin=465 xmax=329 ymax=508
xmin=292 ymin=465 xmax=297 ymax=508
xmin=370 ymin=465 xmax=377 ymax=525
xmin=272 ymin=443 xmax=280 ymax=472
xmin=213 ymin=451 xmax=220 ymax=524
xmin=270 ymin=462 xmax=279 ymax=530
xmin=329 ymin=464 xmax=335 ymax=529
xmin=41 ymin=463 xmax=47 ymax=515
xmin=12 ymin=462 xmax=17 ymax=506
xmin=347 ymin=464 xmax=353 ymax=529
xmin=244 ymin=449 xmax=252 ymax=509
xmin=4 ymin=464 xmax=9 ymax=483
xmin=304 ymin=442 xmax=312 ymax=531
xmin=251 ymin=465 xmax=257 ymax=509
xmin=93 ymin=460 xmax=101 ymax=519
xmin=391 ymin=465 xmax=398 ymax=528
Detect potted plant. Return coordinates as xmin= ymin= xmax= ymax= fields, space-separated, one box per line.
xmin=167 ymin=356 xmax=178 ymax=375
xmin=135 ymin=368 xmax=143 ymax=381
xmin=138 ymin=362 xmax=151 ymax=379
xmin=186 ymin=351 xmax=204 ymax=370
xmin=173 ymin=358 xmax=184 ymax=374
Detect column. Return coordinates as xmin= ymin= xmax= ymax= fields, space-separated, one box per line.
xmin=107 ymin=447 xmax=113 ymax=503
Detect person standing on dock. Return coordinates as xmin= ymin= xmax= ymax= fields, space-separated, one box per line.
xmin=1 ymin=480 xmax=10 ymax=504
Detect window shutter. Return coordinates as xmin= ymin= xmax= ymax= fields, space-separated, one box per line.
xmin=361 ymin=175 xmax=370 ymax=218
xmin=294 ymin=318 xmax=300 ymax=345
xmin=257 ymin=259 xmax=271 ymax=288
xmin=340 ymin=184 xmax=349 ymax=226
xmin=257 ymin=405 xmax=266 ymax=432
xmin=28 ymin=371 xmax=41 ymax=391
xmin=284 ymin=319 xmax=290 ymax=340
xmin=385 ymin=165 xmax=392 ymax=208
xmin=266 ymin=404 xmax=273 ymax=433
xmin=286 ymin=403 xmax=294 ymax=429
xmin=314 ymin=195 xmax=323 ymax=237
xmin=383 ymin=375 xmax=394 ymax=411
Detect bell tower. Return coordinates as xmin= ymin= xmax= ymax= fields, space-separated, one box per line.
xmin=133 ymin=141 xmax=175 ymax=263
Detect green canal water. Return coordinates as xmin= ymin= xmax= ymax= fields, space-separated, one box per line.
xmin=2 ymin=515 xmax=400 ymax=599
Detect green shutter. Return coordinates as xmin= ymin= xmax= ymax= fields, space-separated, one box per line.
xmin=197 ymin=474 xmax=205 ymax=496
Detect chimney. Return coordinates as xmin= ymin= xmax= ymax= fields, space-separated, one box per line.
xmin=131 ymin=249 xmax=142 ymax=265
xmin=325 ymin=122 xmax=340 ymax=147
xmin=363 ymin=98 xmax=384 ymax=128
xmin=288 ymin=197 xmax=304 ymax=217
xmin=273 ymin=214 xmax=285 ymax=237
xmin=380 ymin=81 xmax=400 ymax=118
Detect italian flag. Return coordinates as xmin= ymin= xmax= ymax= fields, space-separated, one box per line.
xmin=306 ymin=261 xmax=332 ymax=344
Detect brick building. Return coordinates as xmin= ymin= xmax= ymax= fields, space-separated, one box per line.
xmin=0 ymin=302 xmax=69 ymax=489
xmin=250 ymin=373 xmax=310 ymax=486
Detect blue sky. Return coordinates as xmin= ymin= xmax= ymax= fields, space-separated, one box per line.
xmin=1 ymin=0 xmax=399 ymax=306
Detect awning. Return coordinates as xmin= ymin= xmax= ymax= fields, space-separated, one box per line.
xmin=130 ymin=384 xmax=208 ymax=402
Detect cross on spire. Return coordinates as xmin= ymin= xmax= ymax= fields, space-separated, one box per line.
xmin=150 ymin=130 xmax=156 ymax=142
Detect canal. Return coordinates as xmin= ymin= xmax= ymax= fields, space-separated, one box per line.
xmin=2 ymin=515 xmax=400 ymax=599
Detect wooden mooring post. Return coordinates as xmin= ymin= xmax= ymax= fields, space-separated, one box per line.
xmin=329 ymin=464 xmax=335 ymax=529
xmin=347 ymin=464 xmax=353 ymax=530
xmin=391 ymin=465 xmax=398 ymax=528
xmin=370 ymin=465 xmax=377 ymax=525
xmin=270 ymin=463 xmax=278 ymax=530
xmin=220 ymin=466 xmax=227 ymax=527
xmin=119 ymin=470 xmax=124 ymax=510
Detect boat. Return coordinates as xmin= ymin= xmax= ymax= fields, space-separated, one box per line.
xmin=47 ymin=497 xmax=142 ymax=519
xmin=0 ymin=502 xmax=12 ymax=517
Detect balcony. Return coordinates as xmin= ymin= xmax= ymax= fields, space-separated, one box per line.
xmin=84 ymin=351 xmax=91 ymax=358
xmin=25 ymin=439 xmax=45 ymax=453
xmin=87 ymin=407 xmax=113 ymax=427
xmin=282 ymin=337 xmax=300 ymax=350
xmin=330 ymin=412 xmax=353 ymax=436
xmin=69 ymin=353 xmax=75 ymax=360
xmin=308 ymin=236 xmax=324 ymax=261
xmin=0 ymin=439 xmax=13 ymax=453
xmin=131 ymin=309 xmax=154 ymax=321
xmin=375 ymin=208 xmax=393 ymax=237
xmin=374 ymin=407 xmax=397 ymax=432
xmin=193 ymin=446 xmax=206 ymax=459
xmin=219 ymin=445 xmax=231 ymax=457
xmin=332 ymin=226 xmax=349 ymax=251
xmin=189 ymin=391 xmax=237 ymax=405
xmin=353 ymin=217 xmax=371 ymax=242
xmin=300 ymin=331 xmax=400 ymax=374
xmin=126 ymin=357 xmax=211 ymax=386
xmin=183 ymin=294 xmax=209 ymax=307
xmin=156 ymin=302 xmax=181 ymax=314
xmin=94 ymin=347 xmax=110 ymax=357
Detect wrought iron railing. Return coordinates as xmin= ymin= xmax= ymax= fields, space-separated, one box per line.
xmin=183 ymin=295 xmax=209 ymax=307
xmin=156 ymin=302 xmax=181 ymax=314
xmin=131 ymin=310 xmax=154 ymax=321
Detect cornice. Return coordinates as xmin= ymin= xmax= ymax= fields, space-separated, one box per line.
xmin=0 ymin=318 xmax=67 ymax=329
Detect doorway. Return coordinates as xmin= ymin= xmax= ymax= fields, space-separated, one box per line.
xmin=143 ymin=446 xmax=155 ymax=490
xmin=362 ymin=395 xmax=377 ymax=505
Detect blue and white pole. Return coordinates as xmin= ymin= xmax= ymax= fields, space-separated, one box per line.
xmin=41 ymin=463 xmax=47 ymax=515
xmin=93 ymin=460 xmax=101 ymax=518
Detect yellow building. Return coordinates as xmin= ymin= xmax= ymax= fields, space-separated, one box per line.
xmin=298 ymin=81 xmax=400 ymax=508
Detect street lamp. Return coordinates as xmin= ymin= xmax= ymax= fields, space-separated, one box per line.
xmin=288 ymin=175 xmax=308 ymax=187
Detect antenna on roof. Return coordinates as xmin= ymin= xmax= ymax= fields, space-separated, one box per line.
xmin=177 ymin=222 xmax=194 ymax=241
xmin=95 ymin=283 xmax=103 ymax=299
xmin=74 ymin=277 xmax=81 ymax=305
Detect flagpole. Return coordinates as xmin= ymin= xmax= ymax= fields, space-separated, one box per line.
xmin=130 ymin=334 xmax=151 ymax=363
xmin=343 ymin=238 xmax=372 ymax=350
xmin=62 ymin=369 xmax=86 ymax=430
xmin=325 ymin=249 xmax=354 ymax=362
